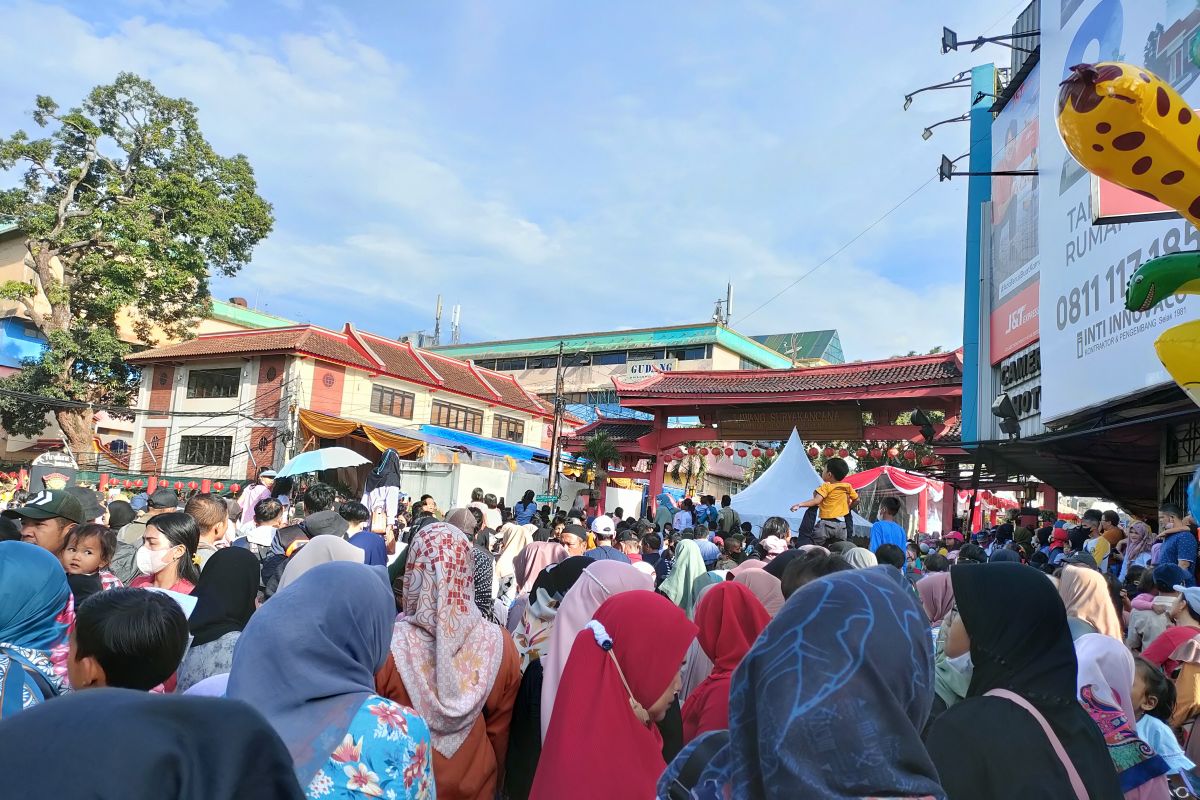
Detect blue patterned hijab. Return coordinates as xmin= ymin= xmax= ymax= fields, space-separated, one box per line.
xmin=0 ymin=541 xmax=69 ymax=650
xmin=660 ymin=566 xmax=945 ymax=799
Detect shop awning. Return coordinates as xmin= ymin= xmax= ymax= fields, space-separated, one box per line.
xmin=418 ymin=425 xmax=551 ymax=462
xmin=298 ymin=409 xmax=425 ymax=458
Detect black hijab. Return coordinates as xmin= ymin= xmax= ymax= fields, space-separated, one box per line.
xmin=107 ymin=500 xmax=136 ymax=530
xmin=0 ymin=688 xmax=304 ymax=799
xmin=532 ymin=555 xmax=590 ymax=600
xmin=763 ymin=547 xmax=803 ymax=580
xmin=988 ymin=548 xmax=1022 ymax=564
xmin=363 ymin=448 xmax=403 ymax=494
xmin=925 ymin=564 xmax=1121 ymax=800
xmin=188 ymin=547 xmax=260 ymax=647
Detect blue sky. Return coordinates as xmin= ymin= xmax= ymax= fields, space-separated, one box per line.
xmin=0 ymin=0 xmax=1028 ymax=359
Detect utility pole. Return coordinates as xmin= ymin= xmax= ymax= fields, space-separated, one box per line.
xmin=546 ymin=340 xmax=566 ymax=496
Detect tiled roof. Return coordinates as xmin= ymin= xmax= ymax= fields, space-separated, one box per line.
xmin=617 ymin=350 xmax=962 ymax=399
xmin=127 ymin=324 xmax=552 ymax=418
xmin=564 ymin=418 xmax=654 ymax=446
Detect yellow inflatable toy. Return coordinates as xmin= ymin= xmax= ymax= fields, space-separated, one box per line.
xmin=1057 ymin=62 xmax=1200 ymax=227
xmin=1058 ymin=62 xmax=1200 ymax=408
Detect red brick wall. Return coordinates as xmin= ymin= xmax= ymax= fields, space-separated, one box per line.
xmin=148 ymin=366 xmax=175 ymax=417
xmin=310 ymin=361 xmax=344 ymax=416
xmin=255 ymin=356 xmax=286 ymax=418
xmin=246 ymin=426 xmax=278 ymax=480
xmin=142 ymin=426 xmax=167 ymax=472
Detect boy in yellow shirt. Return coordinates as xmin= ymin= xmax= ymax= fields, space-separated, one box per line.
xmin=791 ymin=457 xmax=859 ymax=545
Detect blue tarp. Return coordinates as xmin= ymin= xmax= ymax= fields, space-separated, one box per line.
xmin=418 ymin=425 xmax=551 ymax=462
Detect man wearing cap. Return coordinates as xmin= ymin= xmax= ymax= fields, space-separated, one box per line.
xmin=118 ymin=487 xmax=179 ymax=547
xmin=559 ymin=522 xmax=587 ymax=558
xmin=584 ymin=516 xmax=629 ymax=563
xmin=3 ymin=490 xmax=85 ymax=557
xmin=64 ymin=485 xmax=105 ymax=524
xmin=1142 ymin=582 xmax=1200 ymax=674
xmin=301 ymin=509 xmax=349 ymax=539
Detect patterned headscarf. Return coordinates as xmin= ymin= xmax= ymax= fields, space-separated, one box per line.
xmin=470 ymin=546 xmax=499 ymax=624
xmin=1123 ymin=521 xmax=1154 ymax=570
xmin=392 ymin=523 xmax=505 ymax=758
xmin=659 ymin=567 xmax=944 ymax=799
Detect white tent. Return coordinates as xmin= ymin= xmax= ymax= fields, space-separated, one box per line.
xmin=730 ymin=428 xmax=870 ymax=537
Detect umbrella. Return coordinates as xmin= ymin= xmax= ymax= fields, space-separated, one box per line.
xmin=276 ymin=447 xmax=371 ymax=477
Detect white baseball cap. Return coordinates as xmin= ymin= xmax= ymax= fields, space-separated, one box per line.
xmin=590 ymin=515 xmax=616 ymax=537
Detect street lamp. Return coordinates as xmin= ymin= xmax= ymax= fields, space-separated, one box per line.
xmin=939 ymin=152 xmax=1038 ymax=182
xmin=903 ymin=72 xmax=972 ymax=110
xmin=942 ymin=26 xmax=1039 ymax=55
xmin=922 ymin=113 xmax=969 ymax=140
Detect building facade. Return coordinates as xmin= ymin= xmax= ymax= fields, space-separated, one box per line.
xmin=125 ymin=323 xmax=556 ymax=480
xmin=429 ymin=322 xmax=798 ymax=404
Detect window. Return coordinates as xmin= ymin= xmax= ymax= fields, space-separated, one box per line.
xmin=473 ymin=359 xmax=496 ymax=370
xmin=494 ymin=357 xmax=527 ymax=371
xmin=186 ymin=368 xmax=241 ymax=399
xmin=592 ymin=351 xmax=627 ymax=365
xmin=370 ymin=385 xmax=415 ymax=419
xmin=431 ymin=400 xmax=484 ymax=434
xmin=178 ymin=435 xmax=234 ymax=466
xmin=668 ymin=346 xmax=708 ymax=361
xmin=492 ymin=414 xmax=525 ymax=442
xmin=627 ymin=348 xmax=665 ymax=361
xmin=526 ymin=355 xmax=559 ymax=369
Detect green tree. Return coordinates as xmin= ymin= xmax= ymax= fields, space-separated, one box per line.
xmin=0 ymin=73 xmax=273 ymax=456
xmin=581 ymin=431 xmax=620 ymax=503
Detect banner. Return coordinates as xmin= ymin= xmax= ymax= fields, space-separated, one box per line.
xmin=1038 ymin=0 xmax=1200 ymax=422
xmin=990 ymin=64 xmax=1041 ymax=364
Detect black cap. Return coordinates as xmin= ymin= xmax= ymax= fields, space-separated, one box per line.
xmin=301 ymin=510 xmax=348 ymax=538
xmin=615 ymin=529 xmax=639 ymax=544
xmin=149 ymin=487 xmax=179 ymax=509
xmin=64 ymin=486 xmax=104 ymax=522
xmin=561 ymin=523 xmax=587 ymax=541
xmin=3 ymin=490 xmax=85 ymax=525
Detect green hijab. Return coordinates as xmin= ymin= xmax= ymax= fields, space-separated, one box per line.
xmin=660 ymin=539 xmax=708 ymax=617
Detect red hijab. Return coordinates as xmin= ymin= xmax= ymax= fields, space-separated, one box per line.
xmin=530 ymin=590 xmax=697 ymax=800
xmin=681 ymin=581 xmax=771 ymax=743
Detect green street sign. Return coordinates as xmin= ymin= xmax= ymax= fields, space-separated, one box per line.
xmin=534 ymin=494 xmax=559 ymax=504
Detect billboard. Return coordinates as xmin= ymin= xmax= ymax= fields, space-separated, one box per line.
xmin=990 ymin=64 xmax=1041 ymax=364
xmin=1038 ymin=0 xmax=1200 ymax=422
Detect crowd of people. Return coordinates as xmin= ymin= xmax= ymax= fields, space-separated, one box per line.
xmin=0 ymin=453 xmax=1199 ymax=799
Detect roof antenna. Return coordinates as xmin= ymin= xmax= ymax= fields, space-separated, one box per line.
xmin=433 ymin=294 xmax=443 ymax=346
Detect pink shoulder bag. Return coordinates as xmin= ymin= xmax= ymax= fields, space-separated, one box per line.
xmin=984 ymin=689 xmax=1088 ymax=800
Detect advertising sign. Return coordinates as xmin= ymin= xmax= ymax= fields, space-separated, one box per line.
xmin=626 ymin=358 xmax=677 ymax=377
xmin=990 ymin=64 xmax=1041 ymax=364
xmin=715 ymin=406 xmax=863 ymax=440
xmin=1038 ymin=0 xmax=1200 ymax=422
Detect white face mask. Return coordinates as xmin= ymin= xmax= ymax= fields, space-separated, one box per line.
xmin=944 ymin=650 xmax=974 ymax=679
xmin=135 ymin=544 xmax=176 ymax=576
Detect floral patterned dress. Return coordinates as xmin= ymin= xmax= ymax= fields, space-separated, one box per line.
xmin=305 ymin=695 xmax=435 ymax=800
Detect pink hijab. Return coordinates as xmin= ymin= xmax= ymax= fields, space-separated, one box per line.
xmin=916 ymin=572 xmax=955 ymax=625
xmin=539 ymin=560 xmax=652 ymax=740
xmin=390 ymin=522 xmax=505 ymax=758
xmin=732 ymin=569 xmax=785 ymax=617
xmin=514 ymin=541 xmax=569 ymax=595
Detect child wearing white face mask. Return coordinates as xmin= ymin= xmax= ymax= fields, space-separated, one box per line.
xmin=930 ymin=607 xmax=972 ymax=725
xmin=128 ymin=512 xmax=201 ymax=594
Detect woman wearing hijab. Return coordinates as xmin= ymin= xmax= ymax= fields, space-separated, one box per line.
xmin=1074 ymin=634 xmax=1171 ymax=799
xmin=681 ymin=581 xmax=770 ymax=743
xmin=361 ymin=447 xmax=404 ymax=528
xmin=494 ymin=522 xmax=535 ymax=608
xmin=660 ymin=567 xmax=946 ymax=799
xmin=0 ymin=688 xmax=306 ymax=799
xmin=732 ymin=568 xmax=785 ymax=617
xmin=504 ymin=556 xmax=591 ymax=800
xmin=276 ymin=536 xmax=365 ymax=593
xmin=917 ymin=571 xmax=956 ymax=628
xmin=540 ymin=560 xmax=654 ymax=740
xmin=532 ymin=591 xmax=697 ymax=800
xmin=1120 ymin=522 xmax=1155 ymax=583
xmin=176 ymin=547 xmax=260 ymax=693
xmin=505 ymin=541 xmax=569 ymax=632
xmin=227 ymin=561 xmax=435 ymax=798
xmin=0 ymin=541 xmax=69 ymax=718
xmin=376 ymin=522 xmax=520 ymax=800
xmin=1060 ymin=564 xmax=1124 ymax=641
xmin=469 ymin=545 xmax=501 ymax=624
xmin=844 ymin=546 xmax=879 ymax=569
xmin=926 ymin=563 xmax=1122 ymax=799
xmin=659 ymin=539 xmax=708 ymax=617
xmin=105 ymin=500 xmax=136 ymax=531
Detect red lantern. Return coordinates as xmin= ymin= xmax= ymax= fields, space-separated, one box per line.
xmin=174 ymin=481 xmax=184 ymax=490
xmin=123 ymin=479 xmax=132 ymax=489
xmin=822 ymin=447 xmax=835 ymax=458
xmin=807 ymin=446 xmax=818 ymax=459
xmin=230 ymin=483 xmax=241 ymax=494
xmin=737 ymin=448 xmax=747 ymax=457
xmin=887 ymin=448 xmax=899 ymax=458
xmin=147 ymin=477 xmax=158 ymax=492
xmin=751 ymin=448 xmax=761 ymax=458
xmin=699 ymin=447 xmax=709 ymax=456
xmin=921 ymin=455 xmax=935 ymax=467
xmin=855 ymin=448 xmax=868 ymax=459
xmin=870 ymin=447 xmax=882 ymax=459
xmin=903 ymin=450 xmax=916 ymax=461
xmin=838 ymin=448 xmax=849 ymax=458
xmin=213 ymin=481 xmax=224 ymax=491
xmin=687 ymin=447 xmax=696 ymax=456
xmin=724 ymin=447 xmax=734 ymax=457
xmin=187 ymin=481 xmax=198 ymax=491
xmin=200 ymin=479 xmax=211 ymax=494
xmin=765 ymin=448 xmax=775 ymax=457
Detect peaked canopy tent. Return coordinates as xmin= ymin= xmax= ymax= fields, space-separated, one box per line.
xmin=846 ymin=466 xmax=947 ymax=536
xmin=729 ymin=429 xmax=869 ymax=537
